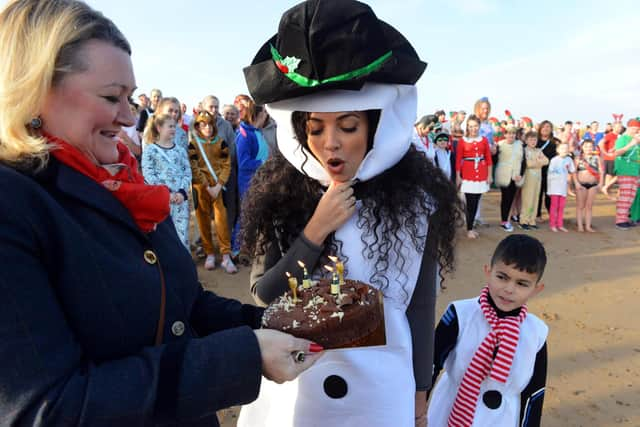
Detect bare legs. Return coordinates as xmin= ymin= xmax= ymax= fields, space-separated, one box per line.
xmin=576 ymin=184 xmax=598 ymax=232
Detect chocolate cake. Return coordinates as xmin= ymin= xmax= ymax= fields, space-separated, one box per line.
xmin=262 ymin=279 xmax=384 ymax=349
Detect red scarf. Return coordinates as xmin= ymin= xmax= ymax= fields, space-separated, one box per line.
xmin=448 ymin=286 xmax=527 ymax=427
xmin=48 ymin=135 xmax=170 ymax=233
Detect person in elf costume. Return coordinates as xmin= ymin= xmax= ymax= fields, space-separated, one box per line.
xmin=613 ymin=118 xmax=640 ymax=229
xmin=630 ymin=117 xmax=640 ymax=224
xmin=237 ymin=0 xmax=462 ymax=426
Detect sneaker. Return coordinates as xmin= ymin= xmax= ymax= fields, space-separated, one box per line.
xmin=520 ymin=224 xmax=531 ymax=230
xmin=204 ymin=254 xmax=216 ymax=270
xmin=616 ymin=222 xmax=632 ymax=230
xmin=510 ymin=215 xmax=520 ymax=223
xmin=221 ymin=255 xmax=238 ymax=274
xmin=501 ymin=222 xmax=514 ymax=232
xmin=529 ymin=224 xmax=539 ymax=230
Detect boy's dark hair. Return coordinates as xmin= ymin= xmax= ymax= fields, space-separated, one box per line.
xmin=491 ymin=235 xmax=547 ymax=281
xmin=524 ymin=130 xmax=538 ymax=140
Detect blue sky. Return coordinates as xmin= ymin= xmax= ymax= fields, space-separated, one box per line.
xmin=14 ymin=0 xmax=640 ymax=125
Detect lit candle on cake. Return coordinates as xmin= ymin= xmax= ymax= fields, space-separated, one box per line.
xmin=297 ymin=260 xmax=311 ymax=289
xmin=328 ymin=256 xmax=345 ymax=286
xmin=286 ymin=272 xmax=299 ymax=302
xmin=324 ymin=265 xmax=340 ymax=295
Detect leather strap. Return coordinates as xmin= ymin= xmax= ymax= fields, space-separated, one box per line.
xmin=154 ymin=260 xmax=167 ymax=346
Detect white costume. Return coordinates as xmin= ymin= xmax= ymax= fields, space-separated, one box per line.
xmin=238 ymin=83 xmax=431 ymax=427
xmin=427 ymin=298 xmax=548 ymax=427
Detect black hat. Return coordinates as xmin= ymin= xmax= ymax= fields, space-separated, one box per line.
xmin=434 ymin=132 xmax=450 ymax=142
xmin=244 ymin=0 xmax=427 ymax=105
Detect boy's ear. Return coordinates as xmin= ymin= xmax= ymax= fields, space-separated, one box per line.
xmin=532 ymin=281 xmax=545 ymax=297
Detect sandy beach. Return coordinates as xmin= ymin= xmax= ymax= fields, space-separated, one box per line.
xmin=199 ymin=190 xmax=640 ymax=427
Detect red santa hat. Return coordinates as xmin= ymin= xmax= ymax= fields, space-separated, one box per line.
xmin=627 ymin=118 xmax=640 ymax=128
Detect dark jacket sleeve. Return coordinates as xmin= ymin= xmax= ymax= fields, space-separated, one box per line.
xmin=190 ymin=286 xmax=265 ymax=335
xmin=0 ymin=191 xmax=262 ymax=426
xmin=427 ymin=304 xmax=459 ymax=400
xmin=406 ymin=227 xmax=438 ymax=392
xmin=519 ymin=342 xmax=548 ymax=427
xmin=249 ymin=234 xmax=325 ymax=306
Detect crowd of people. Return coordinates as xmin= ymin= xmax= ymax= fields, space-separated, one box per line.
xmin=129 ymin=88 xmax=639 ymax=260
xmin=411 ymin=99 xmax=640 ymax=238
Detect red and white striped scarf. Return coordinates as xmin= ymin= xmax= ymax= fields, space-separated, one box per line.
xmin=447 ymin=286 xmax=527 ymax=427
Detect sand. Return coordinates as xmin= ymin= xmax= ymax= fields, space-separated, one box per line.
xmin=198 ymin=190 xmax=640 ymax=427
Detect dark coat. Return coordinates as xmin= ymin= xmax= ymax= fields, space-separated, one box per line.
xmin=0 ymin=159 xmax=264 ymax=426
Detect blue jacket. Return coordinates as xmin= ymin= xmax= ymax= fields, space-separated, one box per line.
xmin=0 ymin=159 xmax=263 ymax=426
xmin=236 ymin=122 xmax=269 ymax=198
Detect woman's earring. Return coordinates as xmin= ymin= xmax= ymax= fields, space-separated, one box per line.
xmin=30 ymin=116 xmax=42 ymax=129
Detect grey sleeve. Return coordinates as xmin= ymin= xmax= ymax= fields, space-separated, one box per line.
xmin=249 ymin=234 xmax=325 ymax=306
xmin=406 ymin=226 xmax=438 ymax=391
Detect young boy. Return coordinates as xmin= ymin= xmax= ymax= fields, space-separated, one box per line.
xmin=433 ymin=131 xmax=455 ymax=182
xmin=519 ymin=131 xmax=549 ymax=230
xmin=427 ymin=235 xmax=548 ymax=427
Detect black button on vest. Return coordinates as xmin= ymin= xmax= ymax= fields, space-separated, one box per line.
xmin=483 ymin=390 xmax=502 ymax=409
xmin=323 ymin=375 xmax=348 ymax=399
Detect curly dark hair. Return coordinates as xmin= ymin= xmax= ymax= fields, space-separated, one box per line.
xmin=241 ymin=112 xmax=463 ymax=295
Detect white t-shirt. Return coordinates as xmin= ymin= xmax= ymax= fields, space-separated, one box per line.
xmin=547 ymin=156 xmax=575 ymax=196
xmin=411 ymin=128 xmax=435 ymax=161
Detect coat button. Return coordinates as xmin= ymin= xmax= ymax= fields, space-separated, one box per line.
xmin=144 ymin=250 xmax=157 ymax=265
xmin=171 ymin=321 xmax=185 ymax=336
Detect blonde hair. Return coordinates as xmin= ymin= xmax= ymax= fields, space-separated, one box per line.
xmin=0 ymin=0 xmax=130 ymax=170
xmin=143 ymin=114 xmax=175 ymax=145
xmin=473 ymin=98 xmax=491 ymax=119
xmin=157 ymin=97 xmax=182 ymax=121
xmin=505 ymin=124 xmax=518 ymax=134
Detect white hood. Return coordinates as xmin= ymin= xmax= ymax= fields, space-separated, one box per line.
xmin=267 ymin=83 xmax=417 ymax=186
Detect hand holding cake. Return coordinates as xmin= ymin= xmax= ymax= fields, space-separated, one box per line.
xmin=253 ymin=329 xmax=324 ymax=384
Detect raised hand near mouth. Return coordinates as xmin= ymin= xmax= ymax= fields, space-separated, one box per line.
xmin=303 ymin=181 xmax=356 ymax=245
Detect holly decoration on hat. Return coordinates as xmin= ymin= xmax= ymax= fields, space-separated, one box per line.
xmin=275 ymin=55 xmax=302 ymax=75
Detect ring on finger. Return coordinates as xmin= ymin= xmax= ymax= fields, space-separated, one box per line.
xmin=292 ymin=351 xmax=306 ymax=363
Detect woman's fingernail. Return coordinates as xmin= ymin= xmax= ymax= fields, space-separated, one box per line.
xmin=309 ymin=343 xmax=324 ymax=353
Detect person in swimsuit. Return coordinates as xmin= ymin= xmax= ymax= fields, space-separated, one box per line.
xmin=574 ymin=139 xmax=604 ymax=232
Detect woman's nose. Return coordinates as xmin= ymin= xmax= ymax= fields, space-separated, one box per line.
xmin=324 ymin=128 xmax=340 ymax=151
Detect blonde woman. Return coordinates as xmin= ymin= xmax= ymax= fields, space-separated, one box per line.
xmin=156 ymin=96 xmax=189 ymax=151
xmin=0 ymin=1 xmax=320 ymax=424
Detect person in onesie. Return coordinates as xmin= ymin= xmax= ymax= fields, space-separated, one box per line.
xmin=428 ymin=234 xmax=548 ymax=427
xmin=237 ymin=0 xmax=463 ymax=426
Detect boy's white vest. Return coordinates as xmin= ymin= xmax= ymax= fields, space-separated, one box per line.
xmin=427 ymin=297 xmax=548 ymax=427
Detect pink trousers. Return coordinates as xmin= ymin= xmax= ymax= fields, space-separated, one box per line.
xmin=549 ymin=195 xmax=566 ymax=228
